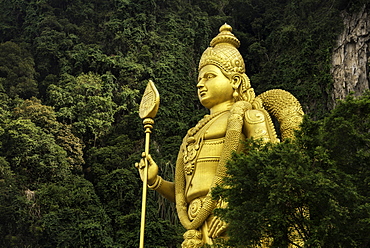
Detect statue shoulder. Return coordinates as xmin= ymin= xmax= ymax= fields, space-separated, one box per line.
xmin=227 ymin=101 xmax=277 ymax=142
xmin=243 ymin=108 xmax=278 ymax=142
xmin=244 ymin=109 xmax=269 ymax=124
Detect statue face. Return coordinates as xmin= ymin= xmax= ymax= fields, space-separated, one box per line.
xmin=197 ymin=65 xmax=234 ymax=110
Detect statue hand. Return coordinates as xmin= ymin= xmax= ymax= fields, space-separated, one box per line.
xmin=208 ymin=215 xmax=228 ymax=239
xmin=135 ymin=152 xmax=159 ymax=186
xmin=208 ymin=199 xmax=228 ymax=239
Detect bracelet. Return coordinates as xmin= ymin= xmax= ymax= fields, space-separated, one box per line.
xmin=148 ymin=176 xmax=163 ymax=190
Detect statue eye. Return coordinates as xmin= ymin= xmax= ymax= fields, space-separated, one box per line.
xmin=206 ymin=74 xmax=215 ymax=80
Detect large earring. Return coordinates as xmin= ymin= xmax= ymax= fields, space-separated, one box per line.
xmin=232 ymin=75 xmax=241 ymax=101
xmin=233 ymin=87 xmax=239 ymax=100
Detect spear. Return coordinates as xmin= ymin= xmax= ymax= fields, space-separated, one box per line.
xmin=138 ymin=80 xmax=160 ymax=248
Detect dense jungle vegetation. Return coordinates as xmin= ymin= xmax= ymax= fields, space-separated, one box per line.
xmin=0 ymin=0 xmax=368 ymax=247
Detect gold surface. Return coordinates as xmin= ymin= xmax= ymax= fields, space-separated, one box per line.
xmin=136 ymin=24 xmax=304 ymax=247
xmin=139 ymin=80 xmax=160 ymax=119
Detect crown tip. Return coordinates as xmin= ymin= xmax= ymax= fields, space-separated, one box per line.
xmin=220 ymin=23 xmax=232 ymax=32
xmin=210 ymin=23 xmax=240 ymax=48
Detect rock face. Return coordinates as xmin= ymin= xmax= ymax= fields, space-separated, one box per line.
xmin=331 ymin=5 xmax=369 ymax=107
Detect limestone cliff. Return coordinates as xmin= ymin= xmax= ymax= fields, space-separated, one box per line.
xmin=331 ymin=4 xmax=369 ymax=107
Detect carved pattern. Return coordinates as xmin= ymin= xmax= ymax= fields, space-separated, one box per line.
xmin=257 ymin=89 xmax=304 ymax=140
xmin=139 ymin=80 xmax=160 ymax=119
xmin=196 ymin=158 xmax=220 ymax=163
xmin=183 ymin=110 xmax=228 ymax=176
xmin=182 ymin=230 xmax=203 ymax=248
xmin=188 ymin=198 xmax=203 ymax=220
xmin=205 ymin=139 xmax=225 ymax=145
xmin=245 ymin=110 xmax=266 ymax=124
xmin=199 ymin=24 xmax=245 ymax=74
xmin=176 ymin=101 xmax=251 ymax=233
xmin=184 ymin=162 xmax=195 ymax=175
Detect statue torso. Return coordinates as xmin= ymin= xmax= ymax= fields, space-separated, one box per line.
xmin=184 ymin=111 xmax=245 ymax=203
xmin=182 ymin=108 xmax=274 ymax=203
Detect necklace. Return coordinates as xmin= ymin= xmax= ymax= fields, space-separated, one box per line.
xmin=183 ymin=110 xmax=229 ymax=175
xmin=187 ymin=110 xmax=229 ymax=137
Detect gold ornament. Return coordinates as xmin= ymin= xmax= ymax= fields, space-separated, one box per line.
xmin=199 ymin=24 xmax=245 ymax=74
xmin=136 ymin=24 xmax=304 ymax=248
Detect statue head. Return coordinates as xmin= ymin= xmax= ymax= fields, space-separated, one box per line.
xmin=198 ymin=24 xmax=255 ymax=103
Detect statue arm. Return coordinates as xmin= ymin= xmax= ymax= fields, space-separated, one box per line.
xmin=135 ymin=153 xmax=176 ymax=202
xmin=149 ymin=177 xmax=175 ymax=202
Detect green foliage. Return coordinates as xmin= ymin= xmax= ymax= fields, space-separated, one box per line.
xmin=1 ymin=118 xmax=71 ymax=187
xmin=35 ymin=176 xmax=114 ymax=247
xmin=0 ymin=98 xmax=111 ymax=247
xmin=47 ymin=72 xmax=117 ymax=145
xmin=86 ymin=134 xmax=181 ymax=246
xmin=0 ymin=41 xmax=38 ymax=98
xmin=225 ymin=0 xmax=345 ymax=118
xmin=0 ymin=0 xmax=368 ymax=246
xmin=214 ymin=92 xmax=370 ymax=247
xmin=0 ymin=0 xmax=28 ymax=41
xmin=13 ymin=97 xmax=85 ymax=172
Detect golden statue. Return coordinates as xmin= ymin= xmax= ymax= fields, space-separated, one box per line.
xmin=136 ymin=24 xmax=304 ymax=247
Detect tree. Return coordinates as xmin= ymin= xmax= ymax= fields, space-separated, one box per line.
xmin=0 ymin=97 xmax=115 ymax=247
xmin=13 ymin=97 xmax=84 ymax=173
xmin=35 ymin=176 xmax=114 ymax=248
xmin=0 ymin=41 xmax=38 ymax=98
xmin=214 ymin=92 xmax=370 ymax=247
xmin=47 ymin=72 xmax=117 ymax=146
xmin=1 ymin=0 xmax=368 ymax=246
xmin=86 ymin=134 xmax=181 ymax=247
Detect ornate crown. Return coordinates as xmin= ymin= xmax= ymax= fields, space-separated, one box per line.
xmin=199 ymin=24 xmax=245 ymax=74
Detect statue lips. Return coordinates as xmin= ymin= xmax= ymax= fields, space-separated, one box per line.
xmin=199 ymin=90 xmax=207 ymax=97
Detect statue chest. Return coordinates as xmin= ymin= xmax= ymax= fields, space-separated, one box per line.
xmin=203 ymin=112 xmax=229 ymax=139
xmin=184 ymin=137 xmax=225 ymax=202
xmin=182 ymin=113 xmax=229 ymax=170
xmin=182 ymin=113 xmax=230 ymax=202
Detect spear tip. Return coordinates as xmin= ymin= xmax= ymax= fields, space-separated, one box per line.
xmin=139 ymin=80 xmax=160 ymax=119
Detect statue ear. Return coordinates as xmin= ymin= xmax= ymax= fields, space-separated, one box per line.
xmin=231 ymin=74 xmax=242 ymax=89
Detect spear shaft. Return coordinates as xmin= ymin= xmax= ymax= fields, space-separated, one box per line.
xmin=139 ymin=118 xmax=153 ymax=248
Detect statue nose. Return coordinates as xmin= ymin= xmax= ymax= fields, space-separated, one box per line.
xmin=197 ymin=79 xmax=205 ymax=88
